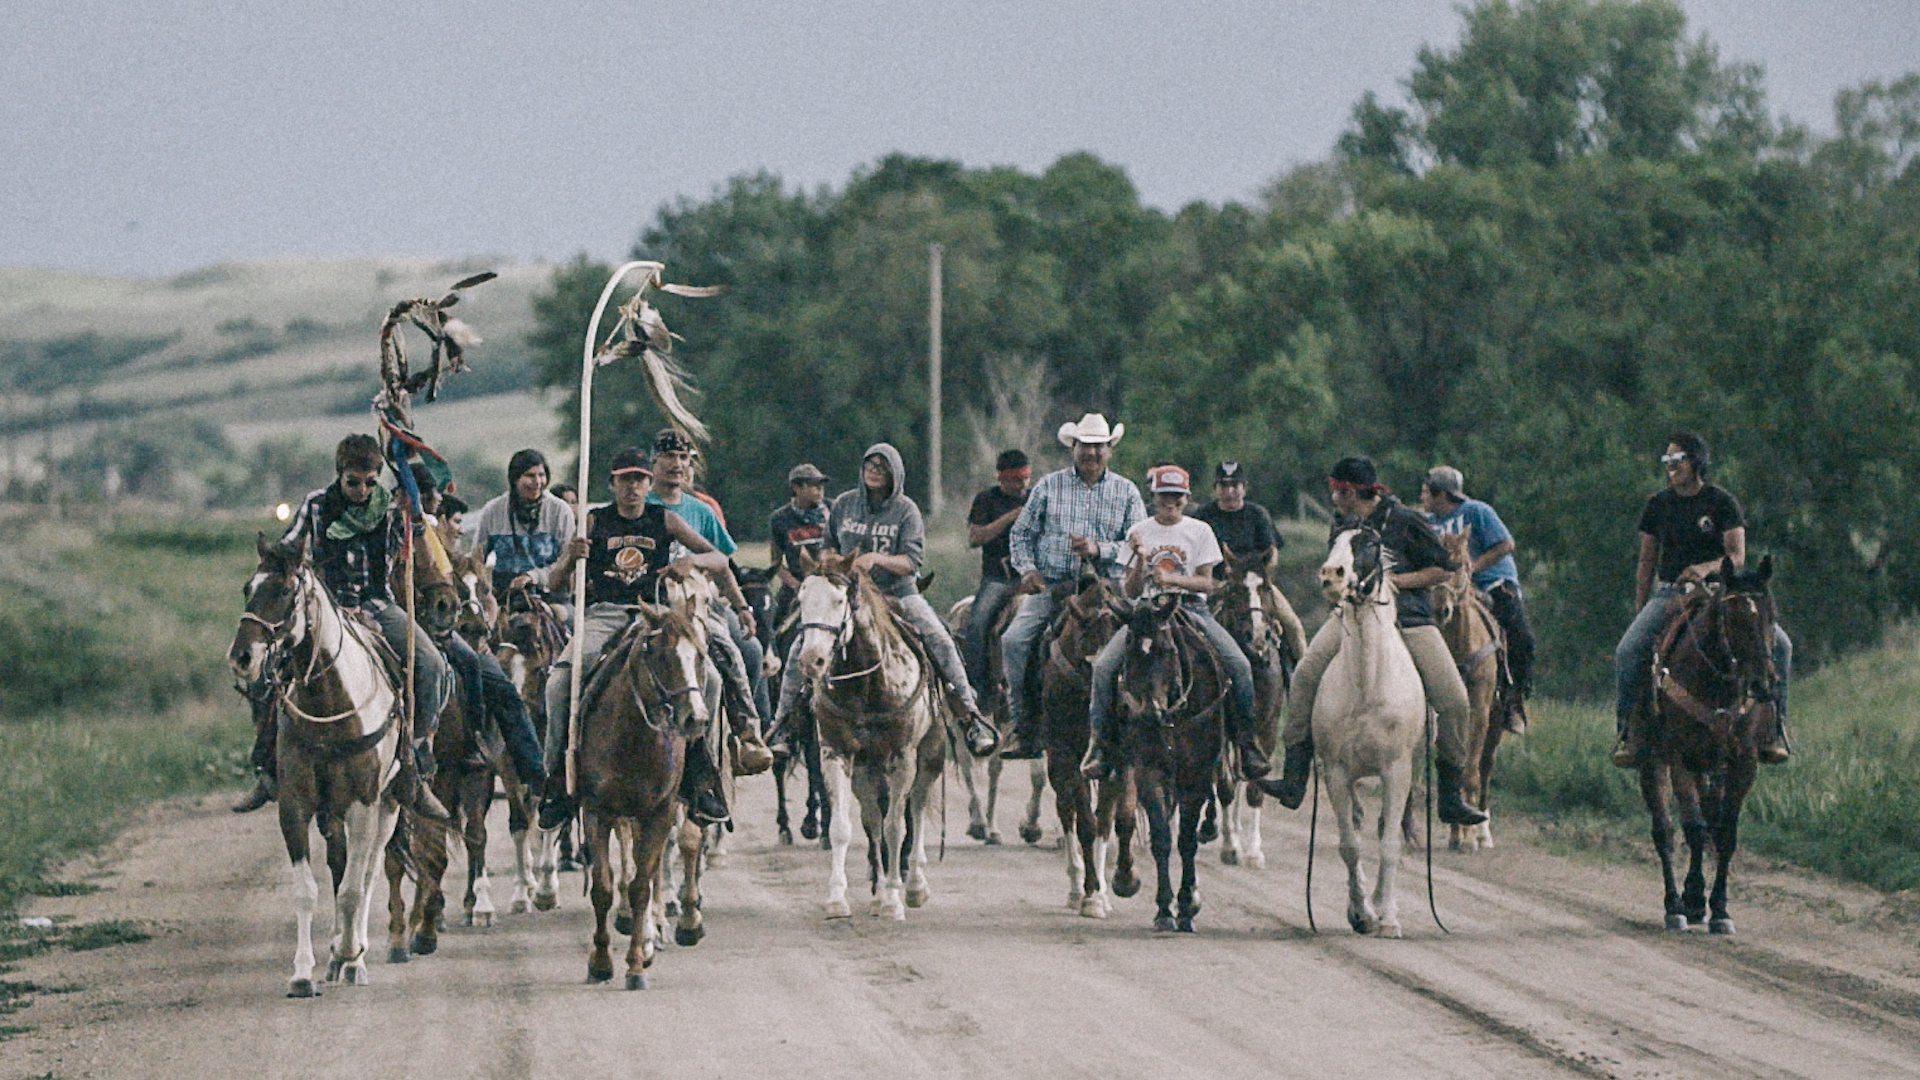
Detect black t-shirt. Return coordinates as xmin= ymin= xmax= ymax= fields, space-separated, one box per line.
xmin=1637 ymin=484 xmax=1744 ymax=583
xmin=968 ymin=486 xmax=1028 ymax=581
xmin=768 ymin=502 xmax=830 ymax=577
xmin=584 ymin=504 xmax=673 ymax=606
xmin=1189 ymin=501 xmax=1281 ymax=574
xmin=1329 ymin=495 xmax=1456 ymax=628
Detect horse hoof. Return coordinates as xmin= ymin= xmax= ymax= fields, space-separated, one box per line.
xmin=324 ymin=958 xmax=344 ymax=982
xmin=1665 ymin=914 xmax=1689 ymax=931
xmin=869 ymin=898 xmax=886 ymax=918
xmin=557 ymin=856 xmax=579 ymax=873
xmin=1378 ymin=922 xmax=1404 ymax=939
xmin=1079 ymin=897 xmax=1107 ymax=919
xmin=778 ymin=826 xmax=794 ymax=846
xmin=824 ymin=899 xmax=852 ymax=919
xmin=1112 ymin=872 xmax=1141 ymax=899
xmin=1221 ymin=849 xmax=1239 ymax=866
xmin=1176 ymin=917 xmax=1195 ymax=933
xmin=387 ymin=946 xmax=410 ymax=964
xmin=664 ymin=899 xmax=681 ymax=918
xmin=1197 ymin=821 xmax=1219 ymax=845
xmin=1153 ymin=915 xmax=1177 ymax=932
xmin=287 ymin=979 xmax=317 ymax=998
xmin=509 ymin=899 xmax=530 ymax=914
xmin=533 ymin=893 xmax=558 ymax=912
xmin=819 ymin=836 xmax=833 ymax=851
xmin=1350 ymin=917 xmax=1375 ymax=935
xmin=674 ymin=925 xmax=704 ymax=947
xmin=985 ymin=832 xmax=1002 ymax=846
xmin=706 ymin=852 xmax=727 ymax=870
xmin=1448 ymin=838 xmax=1465 ymax=853
xmin=1019 ymin=824 xmax=1043 ymax=846
xmin=966 ymin=822 xmax=987 ymax=841
xmin=409 ymin=933 xmax=437 ymax=956
xmin=887 ymin=903 xmax=907 ymax=922
xmin=906 ymin=887 xmax=930 ymax=909
xmin=626 ymin=973 xmax=650 ymax=991
xmin=1247 ymin=853 xmax=1265 ymax=870
xmin=614 ymin=913 xmax=634 ymax=936
xmin=801 ymin=819 xmax=820 ymax=841
xmin=1067 ymin=892 xmax=1085 ymax=911
xmin=587 ymin=965 xmax=613 ymax=984
xmin=1709 ymin=918 xmax=1735 ymax=936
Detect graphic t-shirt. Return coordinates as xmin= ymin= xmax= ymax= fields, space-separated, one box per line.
xmin=584 ymin=504 xmax=672 ymax=607
xmin=1124 ymin=515 xmax=1223 ymax=598
xmin=967 ymin=486 xmax=1028 ymax=581
xmin=1426 ymin=498 xmax=1518 ymax=591
xmin=1637 ymin=484 xmax=1744 ymax=583
xmin=768 ymin=502 xmax=830 ymax=577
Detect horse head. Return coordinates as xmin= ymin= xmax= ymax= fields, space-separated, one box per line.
xmin=229 ymin=532 xmax=310 ymax=683
xmin=1216 ymin=546 xmax=1270 ymax=644
xmin=1321 ymin=527 xmax=1391 ymax=609
xmin=1429 ymin=533 xmax=1473 ymax=625
xmin=1052 ymin=571 xmax=1122 ymax=676
xmin=633 ymin=602 xmax=711 ymax=729
xmin=451 ymin=553 xmax=496 ymax=650
xmin=1707 ymin=554 xmax=1779 ymax=706
xmin=792 ymin=550 xmax=856 ymax=683
xmin=1117 ymin=594 xmax=1184 ymax=727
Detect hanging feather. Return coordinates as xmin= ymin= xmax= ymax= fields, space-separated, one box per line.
xmin=587 ymin=267 xmax=725 ymax=444
xmin=376 ymin=270 xmax=497 ymax=422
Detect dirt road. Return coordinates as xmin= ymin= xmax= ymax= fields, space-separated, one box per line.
xmin=6 ymin=769 xmax=1919 ymax=1080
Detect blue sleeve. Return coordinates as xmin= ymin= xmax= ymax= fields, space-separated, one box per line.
xmin=1469 ymin=502 xmax=1512 ymax=553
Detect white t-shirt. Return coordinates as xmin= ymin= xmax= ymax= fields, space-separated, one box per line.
xmin=1125 ymin=515 xmax=1222 ymax=597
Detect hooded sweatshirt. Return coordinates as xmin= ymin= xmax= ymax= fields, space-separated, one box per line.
xmin=827 ymin=442 xmax=924 ymax=598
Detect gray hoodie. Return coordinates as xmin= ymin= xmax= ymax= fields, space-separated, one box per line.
xmin=827 ymin=442 xmax=923 ymax=598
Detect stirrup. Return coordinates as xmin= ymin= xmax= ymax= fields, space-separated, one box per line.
xmin=733 ymin=731 xmax=774 ymax=776
xmin=231 ymin=772 xmax=276 ymax=814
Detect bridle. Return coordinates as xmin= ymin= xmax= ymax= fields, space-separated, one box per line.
xmin=796 ymin=572 xmax=874 ymax=682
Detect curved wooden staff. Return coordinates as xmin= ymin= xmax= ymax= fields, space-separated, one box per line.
xmin=565 ymin=261 xmax=723 ymax=799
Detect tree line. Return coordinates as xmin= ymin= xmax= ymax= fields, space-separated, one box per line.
xmin=528 ymin=0 xmax=1919 ymax=697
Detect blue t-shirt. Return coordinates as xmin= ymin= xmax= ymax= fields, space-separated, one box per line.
xmin=1427 ymin=498 xmax=1518 ymax=591
xmin=649 ymin=491 xmax=737 ymax=556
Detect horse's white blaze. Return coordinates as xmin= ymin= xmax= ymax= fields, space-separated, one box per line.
xmin=793 ymin=576 xmax=849 ymax=679
xmin=1243 ymin=570 xmax=1267 ymax=639
xmin=674 ymin=637 xmax=708 ymax=723
xmin=246 ymin=571 xmax=269 ymax=598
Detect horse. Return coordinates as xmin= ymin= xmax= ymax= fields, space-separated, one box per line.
xmin=1430 ymin=532 xmax=1507 ymax=852
xmin=1118 ymin=594 xmax=1229 ymax=932
xmin=1638 ymin=557 xmax=1777 ymax=936
xmin=495 ymin=582 xmax=575 ymax=906
xmin=944 ymin=593 xmax=1048 ymax=847
xmin=572 ymin=592 xmax=716 ymax=988
xmin=1206 ymin=546 xmax=1305 ymax=869
xmin=1039 ymin=565 xmax=1139 ymax=917
xmin=228 ymin=534 xmax=406 ymax=997
xmin=740 ymin=564 xmax=833 ymax=849
xmin=791 ymin=550 xmax=946 ymax=921
xmin=1312 ymin=527 xmax=1425 ymax=938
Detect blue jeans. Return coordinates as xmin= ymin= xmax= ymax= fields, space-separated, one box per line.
xmin=963 ymin=577 xmax=1018 ymax=698
xmin=366 ymin=600 xmax=448 ymax=735
xmin=445 ymin=632 xmax=545 ymax=786
xmin=998 ymin=591 xmax=1061 ymax=732
xmin=1614 ymin=584 xmax=1793 ymax=724
xmin=1087 ymin=598 xmax=1256 ymax=750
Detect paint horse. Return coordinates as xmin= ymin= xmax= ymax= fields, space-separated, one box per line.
xmin=229 ymin=535 xmax=405 ymax=997
xmin=1206 ymin=546 xmax=1305 ymax=869
xmin=944 ymin=593 xmax=1048 ymax=848
xmin=740 ymin=564 xmax=832 ymax=849
xmin=1429 ymin=533 xmax=1508 ymax=852
xmin=791 ymin=550 xmax=946 ymax=921
xmin=1313 ymin=527 xmax=1425 ymax=938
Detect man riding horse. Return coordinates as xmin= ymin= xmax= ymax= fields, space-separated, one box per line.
xmin=537 ymin=447 xmax=770 ymax=830
xmin=773 ymin=442 xmax=1000 ymax=758
xmin=997 ymin=413 xmax=1146 ymax=760
xmin=1611 ymin=431 xmax=1792 ymax=767
xmin=1078 ymin=463 xmax=1275 ymax=787
xmin=767 ymin=462 xmax=832 ymax=640
xmin=961 ymin=449 xmax=1032 ymax=703
xmin=235 ymin=434 xmax=454 ymax=820
xmin=1269 ymin=456 xmax=1489 ymax=827
xmin=1419 ymin=465 xmax=1535 ymax=731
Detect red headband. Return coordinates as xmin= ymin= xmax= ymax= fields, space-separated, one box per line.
xmin=998 ymin=466 xmax=1031 ymax=481
xmin=1328 ymin=478 xmax=1386 ymax=496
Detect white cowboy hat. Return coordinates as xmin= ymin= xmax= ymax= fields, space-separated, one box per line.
xmin=1057 ymin=412 xmax=1124 ymax=448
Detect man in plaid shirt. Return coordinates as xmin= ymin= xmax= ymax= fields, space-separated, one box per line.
xmin=997 ymin=413 xmax=1145 ymax=758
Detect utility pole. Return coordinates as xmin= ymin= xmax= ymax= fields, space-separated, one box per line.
xmin=928 ymin=243 xmax=943 ymax=517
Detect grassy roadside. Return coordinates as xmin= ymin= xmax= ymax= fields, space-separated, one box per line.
xmin=1498 ymin=627 xmax=1920 ymax=893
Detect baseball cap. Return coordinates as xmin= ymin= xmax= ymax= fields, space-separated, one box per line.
xmin=787 ymin=462 xmax=828 ymax=484
xmin=1148 ymin=464 xmax=1191 ymax=494
xmin=1215 ymin=461 xmax=1246 ymax=484
xmin=1425 ymin=465 xmax=1468 ymax=499
xmin=609 ymin=448 xmax=653 ymax=477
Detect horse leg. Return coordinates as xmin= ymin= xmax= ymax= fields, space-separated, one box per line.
xmin=281 ymin=797 xmax=323 ymax=997
xmin=1640 ymin=762 xmax=1687 ymax=930
xmin=1476 ymin=722 xmax=1504 ymax=851
xmin=1020 ymin=758 xmax=1047 ymax=846
xmin=625 ymin=811 xmax=674 ymax=988
xmin=1110 ymin=772 xmax=1141 ymax=899
xmin=466 ymin=782 xmax=496 ymax=928
xmin=508 ymin=786 xmax=536 ymax=914
xmin=1324 ymin=766 xmax=1374 ymax=935
xmin=675 ymin=819 xmax=706 ymax=946
xmin=1244 ymin=780 xmax=1266 ymax=870
xmin=1176 ymin=786 xmax=1205 ymax=932
xmin=1140 ymin=773 xmax=1176 ymax=932
xmin=382 ymin=838 xmax=410 ymax=965
xmin=803 ymin=716 xmax=828 ymax=846
xmin=1374 ymin=760 xmax=1412 ymax=939
xmin=773 ymin=755 xmax=794 ymax=846
xmin=962 ymin=752 xmax=989 ymax=842
xmin=823 ymin=756 xmax=855 ymax=918
xmin=585 ymin=814 xmax=615 ymax=982
xmin=905 ymin=764 xmax=939 ymax=909
xmin=1709 ymin=757 xmax=1755 ymax=935
xmin=1675 ymin=771 xmax=1710 ymax=926
xmin=531 ymin=822 xmax=563 ymax=911
xmin=333 ymin=798 xmax=396 ymax=987
xmin=409 ymin=816 xmax=448 ymax=957
xmin=983 ymin=751 xmax=1006 ymax=844
xmin=1197 ymin=789 xmax=1220 ymax=846
xmin=877 ymin=763 xmax=911 ymax=921
xmin=1047 ymin=756 xmax=1087 ymax=910
xmin=1217 ymin=778 xmax=1241 ymax=866
xmin=612 ymin=820 xmax=636 ymax=936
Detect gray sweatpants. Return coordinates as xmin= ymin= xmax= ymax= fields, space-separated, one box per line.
xmin=1280 ymin=619 xmax=1472 ymax=770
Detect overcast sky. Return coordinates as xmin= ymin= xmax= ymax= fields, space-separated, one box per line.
xmin=3 ymin=0 xmax=1912 ymax=277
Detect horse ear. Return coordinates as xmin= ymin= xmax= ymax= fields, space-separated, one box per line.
xmin=1720 ymin=555 xmax=1736 ymax=582
xmin=917 ymin=571 xmax=935 ymax=593
xmin=257 ymin=531 xmax=275 ymax=559
xmin=1757 ymin=554 xmax=1773 ymax=584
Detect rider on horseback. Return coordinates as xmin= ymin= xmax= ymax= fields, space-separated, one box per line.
xmin=961 ymin=449 xmax=1031 ymax=702
xmin=1269 ymin=456 xmax=1490 ymax=827
xmin=462 ymin=448 xmax=575 ymax=607
xmin=1420 ymin=465 xmax=1536 ymax=731
xmin=772 ymin=442 xmax=1001 ymax=758
xmin=1078 ymin=464 xmax=1274 ymax=785
xmin=236 ymin=434 xmax=452 ymax=820
xmin=998 ymin=413 xmax=1146 ymax=760
xmin=1611 ymin=432 xmax=1792 ymax=767
xmin=1189 ymin=461 xmax=1282 ymax=570
xmin=537 ymin=447 xmax=765 ymax=830
xmin=767 ymin=462 xmax=832 ymax=641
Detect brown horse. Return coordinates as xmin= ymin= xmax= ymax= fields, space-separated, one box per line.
xmin=1640 ymin=557 xmax=1778 ymax=936
xmin=574 ymin=597 xmax=715 ymax=988
xmin=1039 ymin=564 xmax=1139 ymax=917
xmin=228 ymin=535 xmax=405 ymax=997
xmin=1206 ymin=547 xmax=1304 ymax=868
xmin=1430 ymin=533 xmax=1508 ymax=852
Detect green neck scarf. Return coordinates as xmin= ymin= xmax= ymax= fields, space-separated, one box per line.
xmin=326 ymin=483 xmax=391 ymax=541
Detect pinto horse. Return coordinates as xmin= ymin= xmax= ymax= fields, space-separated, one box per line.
xmin=1313 ymin=528 xmax=1425 ymax=938
xmin=496 ymin=582 xmax=575 ymax=906
xmin=944 ymin=593 xmax=1048 ymax=847
xmin=1639 ymin=557 xmax=1778 ymax=936
xmin=791 ymin=551 xmax=946 ymax=921
xmin=1206 ymin=547 xmax=1304 ymax=869
xmin=740 ymin=564 xmax=833 ymax=849
xmin=1430 ymin=533 xmax=1507 ymax=852
xmin=229 ymin=535 xmax=405 ymax=996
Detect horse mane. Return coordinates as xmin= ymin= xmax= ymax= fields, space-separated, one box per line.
xmin=851 ymin=568 xmax=910 ymax=655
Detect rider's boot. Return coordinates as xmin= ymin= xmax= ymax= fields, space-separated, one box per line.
xmin=1502 ymin=695 xmax=1530 ymax=735
xmin=1610 ymin=712 xmax=1644 ymax=769
xmin=999 ymin=690 xmax=1041 ymax=760
xmin=1434 ymin=757 xmax=1489 ymax=827
xmin=681 ymin=736 xmax=731 ymax=828
xmin=732 ymin=719 xmax=775 ymax=777
xmin=231 ymin=717 xmax=278 ymax=813
xmin=1227 ymin=697 xmax=1272 ymax=781
xmin=1757 ymin=698 xmax=1792 ymax=765
xmin=406 ymin=738 xmax=453 ymax=822
xmin=763 ymin=707 xmax=794 ymax=761
xmin=1259 ymin=739 xmax=1313 ymax=809
xmin=950 ymin=689 xmax=999 ymax=758
xmin=231 ymin=769 xmax=277 ymax=813
xmin=1078 ymin=704 xmax=1116 ymax=781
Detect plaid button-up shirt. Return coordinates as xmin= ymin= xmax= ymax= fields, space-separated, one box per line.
xmin=1008 ymin=467 xmax=1145 ymax=583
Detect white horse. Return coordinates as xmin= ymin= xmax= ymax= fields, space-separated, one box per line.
xmin=1313 ymin=528 xmax=1425 ymax=938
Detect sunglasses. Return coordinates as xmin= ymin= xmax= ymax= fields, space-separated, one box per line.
xmin=1660 ymin=452 xmax=1690 ymax=466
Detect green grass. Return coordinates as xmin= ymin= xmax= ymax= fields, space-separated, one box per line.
xmin=1500 ymin=629 xmax=1920 ymax=892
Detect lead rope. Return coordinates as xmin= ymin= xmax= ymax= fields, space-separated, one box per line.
xmin=1425 ymin=715 xmax=1450 ymax=934
xmin=1304 ymin=757 xmax=1319 ymax=934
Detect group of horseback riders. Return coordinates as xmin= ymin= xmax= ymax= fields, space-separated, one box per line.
xmin=235 ymin=414 xmax=1790 ymax=840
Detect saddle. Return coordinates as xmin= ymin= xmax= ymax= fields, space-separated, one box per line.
xmin=575 ymin=609 xmax=669 ymax=732
xmin=1116 ymin=599 xmax=1228 ymax=741
xmin=345 ymin=609 xmax=412 ymax=697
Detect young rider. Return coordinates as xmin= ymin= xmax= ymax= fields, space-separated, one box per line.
xmin=537 ymin=448 xmax=763 ymax=829
xmin=1419 ymin=465 xmax=1536 ymax=730
xmin=961 ymin=449 xmax=1031 ymax=701
xmin=463 ymin=448 xmax=575 ymax=605
xmin=1078 ymin=464 xmax=1273 ymax=784
xmin=1188 ymin=461 xmax=1282 ymax=571
xmin=772 ymin=443 xmax=1000 ymax=758
xmin=1268 ymin=456 xmax=1489 ymax=826
xmin=1611 ymin=432 xmax=1792 ymax=766
xmin=767 ymin=462 xmax=831 ymax=636
xmin=242 ymin=434 xmax=450 ymax=820
xmin=998 ymin=413 xmax=1145 ymax=759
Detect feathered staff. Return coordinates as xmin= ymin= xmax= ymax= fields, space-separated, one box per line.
xmin=564 ymin=260 xmax=723 ymax=800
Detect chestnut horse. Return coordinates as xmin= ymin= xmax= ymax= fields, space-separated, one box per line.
xmin=1430 ymin=533 xmax=1507 ymax=852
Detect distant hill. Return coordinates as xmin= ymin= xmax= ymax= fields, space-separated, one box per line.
xmin=0 ymin=258 xmax=566 ymax=496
